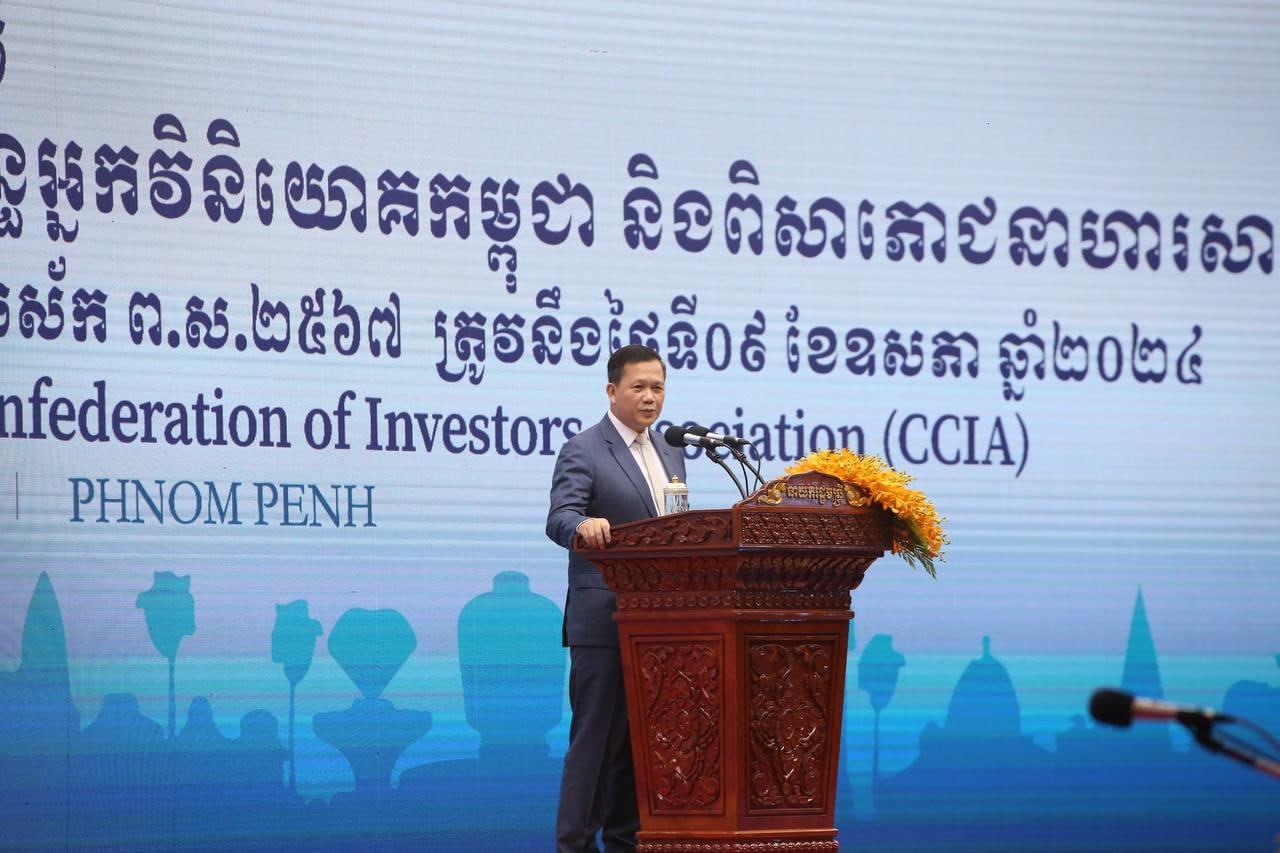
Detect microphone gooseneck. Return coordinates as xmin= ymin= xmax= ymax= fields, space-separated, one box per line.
xmin=685 ymin=424 xmax=752 ymax=449
xmin=664 ymin=424 xmax=748 ymax=498
xmin=1089 ymin=687 xmax=1235 ymax=728
xmin=1088 ymin=686 xmax=1280 ymax=782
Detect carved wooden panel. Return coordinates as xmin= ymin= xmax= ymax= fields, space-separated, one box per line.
xmin=603 ymin=556 xmax=735 ymax=593
xmin=612 ymin=554 xmax=871 ymax=612
xmin=600 ymin=512 xmax=734 ymax=549
xmin=738 ymin=510 xmax=889 ymax=551
xmin=737 ymin=555 xmax=873 ymax=592
xmin=635 ymin=640 xmax=723 ymax=814
xmin=639 ymin=842 xmax=838 ymax=852
xmin=729 ymin=590 xmax=850 ymax=610
xmin=618 ymin=592 xmax=733 ymax=611
xmin=754 ymin=471 xmax=871 ymax=509
xmin=747 ymin=638 xmax=837 ymax=813
xmin=618 ymin=590 xmax=849 ymax=612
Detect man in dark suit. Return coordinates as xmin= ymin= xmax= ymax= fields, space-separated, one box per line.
xmin=547 ymin=345 xmax=687 ymax=853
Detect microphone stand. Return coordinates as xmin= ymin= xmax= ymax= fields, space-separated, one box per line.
xmin=726 ymin=443 xmax=765 ymax=491
xmin=703 ymin=445 xmax=748 ymax=500
xmin=1182 ymin=715 xmax=1280 ymax=782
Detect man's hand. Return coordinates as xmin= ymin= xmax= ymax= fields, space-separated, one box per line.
xmin=576 ymin=517 xmax=612 ymax=549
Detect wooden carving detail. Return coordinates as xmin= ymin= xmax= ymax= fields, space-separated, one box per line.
xmin=602 ymin=556 xmax=735 ymax=593
xmin=617 ymin=590 xmax=849 ymax=611
xmin=611 ymin=554 xmax=874 ymax=610
xmin=608 ymin=513 xmax=734 ymax=549
xmin=730 ymin=590 xmax=851 ymax=610
xmin=738 ymin=555 xmax=873 ymax=592
xmin=748 ymin=638 xmax=837 ymax=812
xmin=637 ymin=641 xmax=723 ymax=813
xmin=754 ymin=473 xmax=870 ymax=509
xmin=639 ymin=842 xmax=838 ymax=852
xmin=617 ymin=592 xmax=732 ymax=611
xmin=739 ymin=510 xmax=889 ymax=551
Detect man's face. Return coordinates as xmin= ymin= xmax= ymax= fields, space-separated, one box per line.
xmin=607 ymin=359 xmax=666 ymax=433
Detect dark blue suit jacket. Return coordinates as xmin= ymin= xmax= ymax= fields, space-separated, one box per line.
xmin=546 ymin=415 xmax=687 ymax=647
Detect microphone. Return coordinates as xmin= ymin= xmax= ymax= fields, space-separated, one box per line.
xmin=665 ymin=423 xmax=747 ymax=497
xmin=663 ymin=424 xmax=719 ymax=450
xmin=663 ymin=422 xmax=762 ymax=498
xmin=1089 ymin=688 xmax=1235 ymax=728
xmin=664 ymin=424 xmax=751 ymax=449
xmin=685 ymin=424 xmax=752 ymax=448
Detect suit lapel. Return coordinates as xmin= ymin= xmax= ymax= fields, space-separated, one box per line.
xmin=600 ymin=416 xmax=658 ymax=516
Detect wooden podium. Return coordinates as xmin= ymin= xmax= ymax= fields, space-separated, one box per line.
xmin=575 ymin=471 xmax=893 ymax=852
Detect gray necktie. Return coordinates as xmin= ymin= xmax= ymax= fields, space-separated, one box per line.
xmin=634 ymin=430 xmax=667 ymax=515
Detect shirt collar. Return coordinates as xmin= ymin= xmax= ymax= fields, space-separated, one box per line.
xmin=607 ymin=410 xmax=643 ymax=446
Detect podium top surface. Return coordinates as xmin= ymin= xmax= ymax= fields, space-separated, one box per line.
xmin=574 ymin=472 xmax=893 ymax=559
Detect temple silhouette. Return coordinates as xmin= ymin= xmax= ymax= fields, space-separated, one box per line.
xmin=1 ymin=574 xmax=1276 ymax=851
xmin=855 ymin=590 xmax=1280 ymax=852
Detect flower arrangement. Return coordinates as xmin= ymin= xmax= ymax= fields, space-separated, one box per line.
xmin=785 ymin=448 xmax=946 ymax=576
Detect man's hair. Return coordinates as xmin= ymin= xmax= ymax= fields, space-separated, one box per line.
xmin=607 ymin=345 xmax=665 ymax=385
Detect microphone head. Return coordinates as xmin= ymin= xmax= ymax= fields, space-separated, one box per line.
xmin=663 ymin=425 xmax=689 ymax=448
xmin=1089 ymin=688 xmax=1135 ymax=728
xmin=685 ymin=424 xmax=710 ymax=436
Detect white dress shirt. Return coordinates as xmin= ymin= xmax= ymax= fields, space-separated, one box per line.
xmin=607 ymin=410 xmax=668 ymax=514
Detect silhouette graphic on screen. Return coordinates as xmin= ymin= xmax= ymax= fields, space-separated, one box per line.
xmin=399 ymin=571 xmax=566 ymax=851
xmin=313 ymin=608 xmax=432 ymax=797
xmin=858 ymin=633 xmax=906 ymax=781
xmin=0 ymin=571 xmax=78 ymax=850
xmin=136 ymin=570 xmax=195 ymax=738
xmin=2 ymin=573 xmax=1276 ymax=852
xmin=1118 ymin=587 xmax=1170 ymax=748
xmin=272 ymin=599 xmax=324 ymax=791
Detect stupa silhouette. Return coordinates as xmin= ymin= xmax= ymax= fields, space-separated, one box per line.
xmin=943 ymin=636 xmax=1022 ymax=740
xmin=1118 ymin=587 xmax=1171 ymax=748
xmin=1048 ymin=587 xmax=1280 ymax=851
xmin=0 ymin=572 xmax=80 ymax=849
xmin=869 ymin=636 xmax=1053 ymax=848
